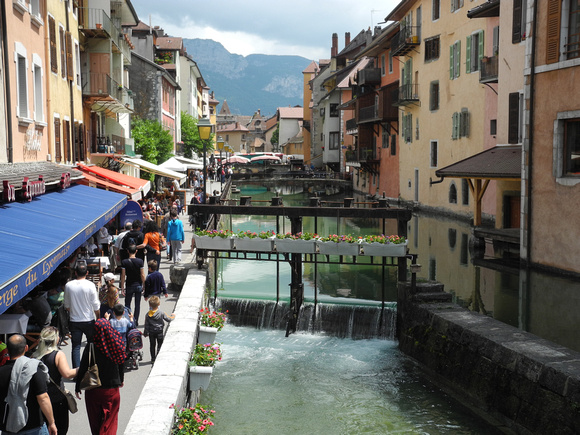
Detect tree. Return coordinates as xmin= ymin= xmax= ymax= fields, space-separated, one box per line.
xmin=131 ymin=117 xmax=174 ymax=179
xmin=181 ymin=111 xmax=215 ymax=159
xmin=270 ymin=123 xmax=279 ymax=151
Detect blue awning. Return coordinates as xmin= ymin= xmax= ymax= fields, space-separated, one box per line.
xmin=0 ymin=184 xmax=127 ymax=314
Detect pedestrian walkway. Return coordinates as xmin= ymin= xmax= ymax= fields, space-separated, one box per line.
xmin=65 ymin=192 xmax=203 ymax=434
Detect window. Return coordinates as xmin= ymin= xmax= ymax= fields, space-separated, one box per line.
xmin=430 ymin=140 xmax=438 ymax=167
xmin=508 ymin=92 xmax=522 ymax=144
xmin=452 ymin=109 xmax=470 ymax=139
xmin=329 ymin=132 xmax=340 ymax=150
xmin=54 ymin=116 xmax=61 ymax=162
xmin=15 ymin=43 xmax=29 ymax=121
xmin=66 ymin=31 xmax=73 ymax=81
xmin=388 ymin=51 xmax=393 ymax=74
xmin=563 ymin=120 xmax=580 ymax=175
xmin=493 ymin=26 xmax=500 ymax=56
xmin=13 ymin=0 xmax=27 ymax=15
xmin=451 ymin=0 xmax=464 ymax=13
xmin=402 ymin=113 xmax=413 ymax=143
xmin=462 ymin=179 xmax=469 ymax=205
xmin=449 ymin=41 xmax=461 ymax=79
xmin=466 ymin=31 xmax=484 ymax=73
xmin=490 ymin=119 xmax=497 ymax=135
xmin=554 ymin=111 xmax=580 ymax=180
xmin=319 ymin=107 xmax=325 ymax=117
xmin=382 ymin=128 xmax=389 ymax=148
xmin=32 ymin=55 xmax=43 ymax=123
xmin=381 ymin=54 xmax=386 ymax=76
xmin=425 ymin=36 xmax=440 ymax=62
xmin=391 ymin=134 xmax=397 ymax=155
xmin=568 ymin=0 xmax=580 ymax=59
xmin=449 ymin=183 xmax=458 ymax=204
xmin=432 ymin=0 xmax=440 ymax=20
xmin=49 ymin=17 xmax=58 ymax=73
xmin=75 ymin=42 xmax=81 ymax=86
xmin=30 ymin=0 xmax=43 ymax=26
xmin=59 ymin=26 xmax=66 ymax=79
xmin=329 ymin=103 xmax=338 ymax=117
xmin=416 ymin=118 xmax=420 ymax=140
xmin=430 ymin=81 xmax=439 ymax=111
xmin=512 ymin=0 xmax=528 ymax=44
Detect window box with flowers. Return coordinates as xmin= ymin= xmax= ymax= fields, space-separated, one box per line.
xmin=316 ymin=234 xmax=361 ymax=256
xmin=193 ymin=229 xmax=234 ymax=250
xmin=359 ymin=235 xmax=407 ymax=257
xmin=171 ymin=403 xmax=215 ymax=435
xmin=197 ymin=308 xmax=226 ymax=344
xmin=274 ymin=232 xmax=318 ymax=253
xmin=233 ymin=230 xmax=275 ymax=252
xmin=188 ymin=343 xmax=222 ymax=391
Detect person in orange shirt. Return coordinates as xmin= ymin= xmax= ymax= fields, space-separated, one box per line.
xmin=136 ymin=221 xmax=165 ymax=271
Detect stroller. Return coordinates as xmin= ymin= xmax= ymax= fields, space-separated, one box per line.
xmin=125 ymin=327 xmax=144 ymax=370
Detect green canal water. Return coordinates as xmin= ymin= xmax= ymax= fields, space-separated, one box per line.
xmin=201 ymin=183 xmax=504 ymax=434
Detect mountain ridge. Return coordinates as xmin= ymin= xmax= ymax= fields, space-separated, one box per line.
xmin=183 ymin=38 xmax=311 ymax=117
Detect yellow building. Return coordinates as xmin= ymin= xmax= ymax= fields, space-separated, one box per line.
xmin=46 ymin=0 xmax=83 ymax=164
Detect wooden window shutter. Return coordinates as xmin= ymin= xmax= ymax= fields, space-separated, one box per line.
xmin=450 ymin=45 xmax=454 ymax=79
xmin=478 ymin=31 xmax=485 ymax=66
xmin=546 ymin=0 xmax=562 ymax=64
xmin=466 ymin=35 xmax=472 ymax=73
xmin=54 ymin=118 xmax=61 ymax=162
xmin=66 ymin=31 xmax=74 ymax=81
xmin=508 ymin=92 xmax=520 ymax=143
xmin=512 ymin=0 xmax=522 ymax=43
xmin=455 ymin=41 xmax=461 ymax=78
xmin=49 ymin=17 xmax=57 ymax=73
xmin=59 ymin=27 xmax=66 ymax=78
xmin=63 ymin=120 xmax=70 ymax=162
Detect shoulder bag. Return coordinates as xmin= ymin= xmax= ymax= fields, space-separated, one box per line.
xmin=49 ymin=376 xmax=78 ymax=413
xmin=79 ymin=343 xmax=101 ymax=391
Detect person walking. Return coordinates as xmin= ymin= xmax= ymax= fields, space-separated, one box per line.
xmin=143 ymin=296 xmax=174 ymax=363
xmin=167 ymin=210 xmax=185 ymax=264
xmin=33 ymin=327 xmax=78 ymax=435
xmin=75 ymin=319 xmax=126 ymax=435
xmin=120 ymin=220 xmax=145 ymax=262
xmin=0 ymin=334 xmax=57 ymax=435
xmin=120 ymin=245 xmax=145 ymax=326
xmin=64 ymin=263 xmax=100 ymax=368
xmin=143 ymin=260 xmax=167 ymax=300
xmin=137 ymin=220 xmax=164 ymax=270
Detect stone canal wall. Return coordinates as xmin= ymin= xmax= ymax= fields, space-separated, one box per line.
xmin=397 ymin=282 xmax=580 ymax=434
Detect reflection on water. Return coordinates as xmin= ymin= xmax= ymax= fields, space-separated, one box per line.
xmin=219 ymin=183 xmax=580 ymax=352
xmin=204 ymin=328 xmax=501 ymax=434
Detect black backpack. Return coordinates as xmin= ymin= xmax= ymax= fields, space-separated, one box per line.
xmin=122 ymin=232 xmax=137 ymax=250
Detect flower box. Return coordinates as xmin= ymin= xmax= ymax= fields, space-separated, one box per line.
xmin=359 ymin=242 xmax=408 ymax=257
xmin=233 ymin=237 xmax=274 ymax=252
xmin=197 ymin=326 xmax=218 ymax=344
xmin=189 ymin=365 xmax=213 ymax=391
xmin=275 ymin=239 xmax=317 ymax=254
xmin=316 ymin=241 xmax=361 ymax=256
xmin=193 ymin=235 xmax=233 ymax=251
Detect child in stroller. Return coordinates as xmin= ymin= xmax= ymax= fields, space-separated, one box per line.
xmin=106 ymin=304 xmax=143 ymax=371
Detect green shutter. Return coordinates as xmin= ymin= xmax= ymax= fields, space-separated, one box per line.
xmin=456 ymin=41 xmax=461 ymax=78
xmin=466 ymin=35 xmax=471 ymax=73
xmin=478 ymin=30 xmax=485 ymax=65
xmin=450 ymin=45 xmax=454 ymax=79
xmin=409 ymin=114 xmax=413 ymax=143
xmin=452 ymin=113 xmax=458 ymax=140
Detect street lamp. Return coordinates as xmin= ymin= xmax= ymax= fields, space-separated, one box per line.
xmin=216 ymin=136 xmax=225 ymax=190
xmin=197 ymin=116 xmax=213 ymax=204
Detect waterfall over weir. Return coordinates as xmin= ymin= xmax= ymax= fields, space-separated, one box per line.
xmin=215 ymin=298 xmax=397 ymax=339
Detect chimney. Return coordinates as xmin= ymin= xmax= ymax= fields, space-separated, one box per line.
xmin=331 ymin=33 xmax=338 ymax=57
xmin=345 ymin=32 xmax=351 ymax=47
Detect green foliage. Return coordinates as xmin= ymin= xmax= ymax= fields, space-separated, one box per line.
xmin=171 ymin=403 xmax=215 ymax=435
xmin=131 ymin=117 xmax=174 ymax=180
xmin=270 ymin=122 xmax=279 ymax=146
xmin=190 ymin=343 xmax=222 ymax=367
xmin=181 ymin=112 xmax=214 ymax=159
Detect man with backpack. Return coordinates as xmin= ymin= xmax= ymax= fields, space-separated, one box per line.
xmin=120 ymin=220 xmax=145 ymax=262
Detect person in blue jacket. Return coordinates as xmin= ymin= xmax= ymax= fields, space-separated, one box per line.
xmin=166 ymin=210 xmax=185 ymax=264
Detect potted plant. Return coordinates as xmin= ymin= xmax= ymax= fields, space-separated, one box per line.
xmin=233 ymin=230 xmax=275 ymax=252
xmin=274 ymin=232 xmax=318 ymax=253
xmin=193 ymin=229 xmax=233 ymax=250
xmin=198 ymin=308 xmax=226 ymax=344
xmin=188 ymin=343 xmax=222 ymax=391
xmin=359 ymin=234 xmax=407 ymax=257
xmin=317 ymin=234 xmax=361 ymax=256
xmin=171 ymin=403 xmax=215 ymax=434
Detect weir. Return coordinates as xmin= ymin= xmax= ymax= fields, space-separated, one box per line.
xmin=216 ymin=298 xmax=397 ymax=340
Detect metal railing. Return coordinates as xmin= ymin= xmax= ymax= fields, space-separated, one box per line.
xmin=394 ymin=83 xmax=419 ymax=106
xmin=79 ymin=8 xmax=131 ymax=61
xmin=359 ymin=105 xmax=379 ymax=122
xmin=479 ymin=55 xmax=498 ymax=83
xmin=391 ymin=26 xmax=421 ymax=56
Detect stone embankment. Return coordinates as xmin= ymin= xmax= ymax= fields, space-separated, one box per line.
xmin=397 ymin=281 xmax=580 ymax=434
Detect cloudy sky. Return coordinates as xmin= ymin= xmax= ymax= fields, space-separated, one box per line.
xmin=132 ymin=0 xmax=400 ymax=60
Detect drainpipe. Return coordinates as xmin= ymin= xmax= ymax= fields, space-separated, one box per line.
xmin=2 ymin=2 xmax=14 ymax=163
xmin=526 ymin=0 xmax=538 ymax=266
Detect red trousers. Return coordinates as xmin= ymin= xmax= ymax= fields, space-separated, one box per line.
xmin=85 ymin=387 xmax=121 ymax=435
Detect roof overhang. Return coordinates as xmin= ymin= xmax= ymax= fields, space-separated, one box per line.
xmin=435 ymin=146 xmax=521 ymax=180
xmin=467 ymin=0 xmax=500 ymax=19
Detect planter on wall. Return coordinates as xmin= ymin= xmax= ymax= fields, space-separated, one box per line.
xmin=316 ymin=241 xmax=361 ymax=256
xmin=189 ymin=366 xmax=213 ymax=391
xmin=197 ymin=326 xmax=218 ymax=344
xmin=359 ymin=242 xmax=408 ymax=257
xmin=233 ymin=237 xmax=275 ymax=252
xmin=274 ymin=239 xmax=317 ymax=254
xmin=193 ymin=235 xmax=232 ymax=251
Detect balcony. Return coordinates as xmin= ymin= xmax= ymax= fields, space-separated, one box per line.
xmin=357 ymin=83 xmax=399 ymax=123
xmin=346 ymin=118 xmax=357 ymax=132
xmin=479 ymin=55 xmax=498 ymax=83
xmin=391 ymin=26 xmax=421 ymax=56
xmin=393 ymin=83 xmax=420 ymax=107
xmin=359 ymin=105 xmax=378 ymax=123
xmin=357 ymin=68 xmax=381 ymax=86
xmin=82 ymin=72 xmax=133 ymax=113
xmin=79 ymin=8 xmax=131 ymax=61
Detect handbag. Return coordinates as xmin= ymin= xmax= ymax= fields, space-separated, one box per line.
xmin=79 ymin=343 xmax=101 ymax=391
xmin=49 ymin=376 xmax=78 ymax=413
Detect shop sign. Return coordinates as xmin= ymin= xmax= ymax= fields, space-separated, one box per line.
xmin=1 ymin=173 xmax=70 ymax=203
xmin=22 ymin=176 xmax=46 ymax=201
xmin=60 ymin=172 xmax=71 ymax=189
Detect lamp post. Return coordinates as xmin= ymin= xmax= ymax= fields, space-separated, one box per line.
xmin=216 ymin=136 xmax=225 ymax=191
xmin=197 ymin=117 xmax=213 ymax=204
